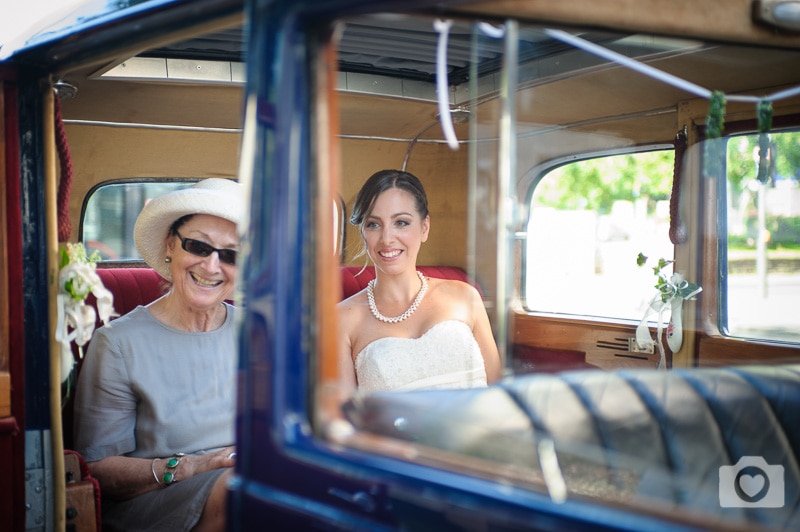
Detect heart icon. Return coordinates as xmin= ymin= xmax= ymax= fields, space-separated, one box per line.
xmin=738 ymin=473 xmax=766 ymax=498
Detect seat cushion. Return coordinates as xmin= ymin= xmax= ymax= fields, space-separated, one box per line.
xmin=343 ymin=364 xmax=800 ymax=528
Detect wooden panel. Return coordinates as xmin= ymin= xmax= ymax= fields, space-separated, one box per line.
xmin=340 ymin=138 xmax=469 ymax=269
xmin=61 ymin=80 xmax=244 ymax=131
xmin=63 ymin=124 xmax=240 ymax=242
xmin=697 ymin=334 xmax=800 ymax=367
xmin=456 ymin=0 xmax=800 ymax=48
xmin=512 ymin=312 xmax=663 ymax=371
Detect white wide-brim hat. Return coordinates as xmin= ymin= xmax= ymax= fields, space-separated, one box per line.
xmin=134 ymin=178 xmax=244 ymax=280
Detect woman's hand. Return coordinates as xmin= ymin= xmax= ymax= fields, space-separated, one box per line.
xmin=89 ymin=447 xmax=236 ymax=501
xmin=178 ymin=446 xmax=236 ymax=481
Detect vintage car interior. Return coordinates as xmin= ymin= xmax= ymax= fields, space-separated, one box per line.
xmin=2 ymin=0 xmax=799 ymax=530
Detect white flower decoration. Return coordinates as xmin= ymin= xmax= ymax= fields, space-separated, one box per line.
xmin=55 ymin=243 xmax=116 ymax=383
xmin=635 ymin=254 xmax=702 ymax=369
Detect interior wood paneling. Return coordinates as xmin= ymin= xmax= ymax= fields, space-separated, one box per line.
xmin=456 ymin=0 xmax=800 ymax=48
xmin=61 ymin=80 xmax=244 ymax=130
xmin=339 ymin=92 xmax=442 ymax=140
xmin=513 ymin=313 xmax=662 ymax=370
xmin=62 ymin=124 xmax=240 ymax=242
xmin=340 ymin=138 xmax=469 ymax=269
xmin=697 ymin=335 xmax=800 ymax=367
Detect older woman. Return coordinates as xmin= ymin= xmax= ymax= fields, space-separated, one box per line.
xmin=338 ymin=169 xmax=502 ymax=392
xmin=73 ymin=178 xmax=244 ymax=532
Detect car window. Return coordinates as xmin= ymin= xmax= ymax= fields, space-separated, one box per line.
xmin=82 ymin=179 xmax=347 ymax=263
xmin=316 ymin=12 xmax=800 ymax=531
xmin=524 ymin=150 xmax=676 ymax=320
xmin=80 ymin=180 xmax=196 ymax=261
xmin=722 ymin=130 xmax=800 ymax=342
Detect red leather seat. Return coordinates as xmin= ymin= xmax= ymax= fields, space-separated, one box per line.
xmin=340 ymin=265 xmax=477 ymax=300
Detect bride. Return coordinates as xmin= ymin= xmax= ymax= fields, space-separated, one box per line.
xmin=337 ymin=169 xmax=502 ymax=392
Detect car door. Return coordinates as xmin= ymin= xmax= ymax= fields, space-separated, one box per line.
xmin=231 ymin=1 xmax=797 ymax=530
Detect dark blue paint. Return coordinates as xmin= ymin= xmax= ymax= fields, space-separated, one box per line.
xmin=18 ymin=69 xmax=51 ymax=431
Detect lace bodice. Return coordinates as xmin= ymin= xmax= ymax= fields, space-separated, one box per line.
xmin=355 ymin=320 xmax=488 ymax=392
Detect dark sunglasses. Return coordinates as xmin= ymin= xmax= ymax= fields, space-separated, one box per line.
xmin=176 ymin=232 xmax=237 ymax=265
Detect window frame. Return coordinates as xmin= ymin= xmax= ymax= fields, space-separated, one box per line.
xmin=519 ymin=143 xmax=676 ymax=322
xmin=716 ymin=126 xmax=800 ymax=345
xmin=79 ymin=178 xmax=202 ymax=263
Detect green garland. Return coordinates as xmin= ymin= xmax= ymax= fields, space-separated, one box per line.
xmin=636 ymin=253 xmax=701 ymax=303
xmin=757 ymin=99 xmax=773 ymax=183
xmin=703 ymin=91 xmax=726 ymax=177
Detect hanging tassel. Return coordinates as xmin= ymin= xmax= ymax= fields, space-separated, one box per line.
xmin=55 ymin=94 xmax=74 ymax=242
xmin=669 ymin=127 xmax=688 ymax=244
xmin=756 ymin=99 xmax=773 ymax=183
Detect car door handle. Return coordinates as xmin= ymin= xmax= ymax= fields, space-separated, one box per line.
xmin=328 ymin=487 xmax=376 ymax=512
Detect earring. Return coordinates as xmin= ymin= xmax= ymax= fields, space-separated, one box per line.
xmin=165 ymin=257 xmax=172 ymax=263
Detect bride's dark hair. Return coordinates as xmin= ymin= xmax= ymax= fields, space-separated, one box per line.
xmin=350 ymin=169 xmax=429 ymax=227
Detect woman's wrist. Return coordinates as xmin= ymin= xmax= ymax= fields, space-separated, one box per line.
xmin=151 ymin=457 xmax=165 ymax=488
xmin=162 ymin=452 xmax=185 ymax=485
xmin=151 ymin=452 xmax=186 ymax=488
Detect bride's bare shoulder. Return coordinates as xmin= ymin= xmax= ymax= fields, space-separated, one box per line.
xmin=337 ymin=287 xmax=367 ymax=308
xmin=427 ymin=276 xmax=480 ymax=298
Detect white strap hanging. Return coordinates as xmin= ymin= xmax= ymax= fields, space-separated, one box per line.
xmin=545 ymin=29 xmax=800 ymax=105
xmin=434 ymin=19 xmax=460 ymax=150
xmin=635 ymin=272 xmax=702 ymax=369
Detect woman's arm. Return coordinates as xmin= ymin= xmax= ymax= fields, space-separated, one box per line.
xmin=468 ymin=286 xmax=503 ymax=383
xmin=89 ymin=446 xmax=236 ymax=500
xmin=336 ymin=301 xmax=358 ymax=391
xmin=89 ymin=455 xmax=162 ymax=500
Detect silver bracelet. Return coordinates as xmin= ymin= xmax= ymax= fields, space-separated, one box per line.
xmin=151 ymin=457 xmax=165 ymax=488
xmin=162 ymin=452 xmax=185 ymax=485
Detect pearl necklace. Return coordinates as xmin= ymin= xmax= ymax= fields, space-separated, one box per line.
xmin=367 ymin=271 xmax=428 ymax=324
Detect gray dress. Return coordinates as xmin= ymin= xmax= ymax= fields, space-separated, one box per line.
xmin=73 ymin=304 xmax=237 ymax=531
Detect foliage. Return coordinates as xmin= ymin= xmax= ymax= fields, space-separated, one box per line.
xmin=770 ymin=216 xmax=800 ymax=248
xmin=536 ymin=151 xmax=674 ymax=213
xmin=532 ymin=132 xmax=799 ymax=250
xmin=704 ymin=91 xmax=727 ymax=177
xmin=728 ymin=216 xmax=800 ymax=251
xmin=726 ymin=130 xmax=800 ymax=196
xmin=637 ymin=252 xmax=701 ymax=303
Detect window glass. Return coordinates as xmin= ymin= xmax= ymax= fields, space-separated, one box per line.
xmin=723 ymin=130 xmax=800 ymax=342
xmin=321 ymin=11 xmax=800 ymax=532
xmin=81 ymin=180 xmax=196 ymax=261
xmin=524 ymin=151 xmax=675 ymax=320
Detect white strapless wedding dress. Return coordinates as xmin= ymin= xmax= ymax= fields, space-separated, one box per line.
xmin=355 ymin=320 xmax=488 ymax=392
